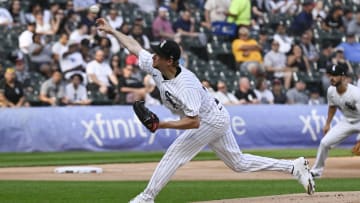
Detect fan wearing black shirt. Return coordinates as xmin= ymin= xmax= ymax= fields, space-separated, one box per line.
xmin=234 ymin=77 xmax=259 ymax=104
xmin=0 ymin=68 xmax=27 ymax=107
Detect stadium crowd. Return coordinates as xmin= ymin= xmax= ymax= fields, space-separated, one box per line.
xmin=0 ymin=0 xmax=359 ymax=107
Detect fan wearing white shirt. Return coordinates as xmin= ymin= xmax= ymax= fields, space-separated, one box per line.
xmin=52 ymin=33 xmax=69 ymax=63
xmin=106 ymin=8 xmax=123 ymax=29
xmin=69 ymin=24 xmax=90 ymax=44
xmin=0 ymin=7 xmax=13 ymax=26
xmin=214 ymin=81 xmax=240 ymax=105
xmin=18 ymin=22 xmax=36 ymax=54
xmin=254 ymin=78 xmax=274 ymax=104
xmin=86 ymin=50 xmax=118 ymax=95
xmin=65 ymin=74 xmax=91 ymax=105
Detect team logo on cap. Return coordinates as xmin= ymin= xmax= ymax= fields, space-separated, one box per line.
xmin=332 ymin=65 xmax=336 ymax=72
xmin=160 ymin=40 xmax=167 ymax=48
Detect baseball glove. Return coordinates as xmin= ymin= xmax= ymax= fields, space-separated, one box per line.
xmin=351 ymin=141 xmax=360 ymax=156
xmin=133 ymin=101 xmax=159 ymax=133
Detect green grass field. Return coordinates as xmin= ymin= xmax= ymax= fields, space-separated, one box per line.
xmin=2 ymin=179 xmax=360 ymax=203
xmin=0 ymin=148 xmax=352 ymax=167
xmin=0 ymin=148 xmax=357 ymax=202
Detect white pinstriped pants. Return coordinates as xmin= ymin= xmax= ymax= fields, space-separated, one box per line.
xmin=312 ymin=120 xmax=360 ymax=176
xmin=141 ymin=111 xmax=294 ymax=200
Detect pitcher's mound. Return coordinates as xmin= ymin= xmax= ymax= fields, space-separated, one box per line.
xmin=195 ymin=191 xmax=360 ymax=203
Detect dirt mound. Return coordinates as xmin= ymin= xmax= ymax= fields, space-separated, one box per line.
xmin=195 ymin=191 xmax=360 ymax=203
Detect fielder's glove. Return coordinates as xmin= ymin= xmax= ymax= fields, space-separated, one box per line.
xmin=351 ymin=141 xmax=360 ymax=156
xmin=133 ymin=101 xmax=159 ymax=133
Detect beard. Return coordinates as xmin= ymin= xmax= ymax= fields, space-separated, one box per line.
xmin=330 ymin=79 xmax=341 ymax=87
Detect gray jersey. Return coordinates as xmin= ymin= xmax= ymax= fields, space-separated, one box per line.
xmin=138 ymin=50 xmax=224 ymax=124
xmin=327 ymin=84 xmax=360 ymax=123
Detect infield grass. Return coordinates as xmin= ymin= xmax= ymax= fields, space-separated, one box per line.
xmin=1 ymin=178 xmax=360 ymax=202
xmin=0 ymin=148 xmax=352 ymax=167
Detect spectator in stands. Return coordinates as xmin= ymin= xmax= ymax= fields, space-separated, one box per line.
xmin=286 ymin=80 xmax=309 ymax=104
xmin=80 ymin=38 xmax=92 ymax=62
xmin=287 ymin=44 xmax=311 ymax=74
xmin=312 ymin=1 xmax=326 ymax=21
xmin=86 ymin=50 xmax=118 ymax=97
xmin=14 ymin=55 xmax=30 ymax=85
xmin=174 ymin=10 xmax=207 ymax=45
xmin=9 ymin=0 xmax=26 ymax=25
xmin=323 ymin=6 xmax=344 ymax=33
xmin=39 ymin=71 xmax=66 ymax=106
xmin=95 ymin=37 xmax=112 ymax=62
xmin=308 ymin=88 xmax=325 ymax=105
xmin=264 ymin=39 xmax=292 ymax=89
xmin=50 ymin=9 xmax=66 ymax=35
xmin=251 ymin=0 xmax=271 ymax=27
xmin=254 ymin=78 xmax=274 ymax=104
xmin=0 ymin=5 xmax=13 ymax=26
xmin=272 ymin=79 xmax=287 ymax=104
xmin=357 ymin=70 xmax=360 ymax=89
xmin=290 ymin=0 xmax=314 ymax=36
xmin=130 ymin=24 xmax=151 ymax=51
xmin=65 ymin=0 xmax=75 ymax=15
xmin=35 ymin=12 xmax=53 ymax=35
xmin=300 ymin=31 xmax=319 ymax=63
xmin=258 ymin=29 xmax=271 ymax=56
xmin=235 ymin=77 xmax=259 ymax=104
xmin=18 ymin=22 xmax=36 ymax=54
xmin=152 ymin=7 xmax=176 ymax=41
xmin=342 ymin=7 xmax=354 ymax=29
xmin=317 ymin=43 xmax=333 ymax=73
xmin=273 ymin=22 xmax=293 ymax=54
xmin=129 ymin=0 xmax=157 ymax=13
xmin=143 ymin=74 xmax=161 ymax=106
xmin=214 ymin=81 xmax=240 ymax=105
xmin=227 ymin=0 xmax=251 ymax=27
xmin=52 ymin=33 xmax=69 ymax=63
xmin=232 ymin=27 xmax=263 ymax=76
xmin=69 ymin=24 xmax=90 ymax=44
xmin=64 ymin=10 xmax=80 ymax=35
xmin=118 ymin=21 xmax=131 ymax=35
xmin=331 ymin=47 xmax=354 ymax=75
xmin=64 ymin=73 xmax=91 ymax=105
xmin=202 ymin=0 xmax=231 ymax=29
xmin=317 ymin=43 xmax=332 ymax=93
xmin=25 ymin=3 xmax=50 ymax=24
xmin=347 ymin=11 xmax=360 ymax=35
xmin=0 ymin=68 xmax=27 ymax=107
xmin=117 ymin=64 xmax=144 ymax=104
xmin=28 ymin=33 xmax=53 ymax=68
xmin=337 ymin=33 xmax=360 ymax=63
xmin=106 ymin=8 xmax=123 ymax=29
xmin=0 ymin=89 xmax=13 ymax=107
xmin=201 ymin=79 xmax=215 ymax=94
xmin=59 ymin=40 xmax=86 ymax=80
xmin=73 ymin=0 xmax=96 ymax=13
xmin=270 ymin=0 xmax=297 ymax=15
xmin=81 ymin=9 xmax=97 ymax=30
xmin=110 ymin=54 xmax=122 ymax=78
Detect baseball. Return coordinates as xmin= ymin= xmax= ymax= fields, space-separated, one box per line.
xmin=89 ymin=5 xmax=100 ymax=13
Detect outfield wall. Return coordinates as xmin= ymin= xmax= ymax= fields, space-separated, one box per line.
xmin=0 ymin=105 xmax=357 ymax=152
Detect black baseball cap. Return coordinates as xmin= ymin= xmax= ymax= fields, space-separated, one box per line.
xmin=152 ymin=40 xmax=181 ymax=61
xmin=327 ymin=64 xmax=346 ymax=76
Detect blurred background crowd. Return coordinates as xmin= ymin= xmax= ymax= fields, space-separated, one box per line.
xmin=0 ymin=0 xmax=359 ymax=107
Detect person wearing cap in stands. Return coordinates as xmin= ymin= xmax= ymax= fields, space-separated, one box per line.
xmin=311 ymin=64 xmax=360 ymax=178
xmin=336 ymin=33 xmax=360 ymax=63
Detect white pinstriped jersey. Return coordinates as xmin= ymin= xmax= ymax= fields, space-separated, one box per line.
xmin=327 ymin=84 xmax=360 ymax=123
xmin=138 ymin=50 xmax=224 ymax=123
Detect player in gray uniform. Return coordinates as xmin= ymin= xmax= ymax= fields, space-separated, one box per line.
xmin=311 ymin=64 xmax=360 ymax=177
xmin=96 ymin=18 xmax=315 ymax=203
